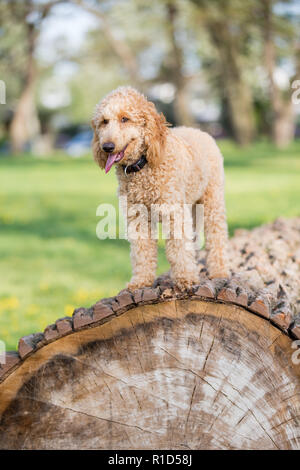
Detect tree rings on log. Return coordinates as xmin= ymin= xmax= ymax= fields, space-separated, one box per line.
xmin=0 ymin=295 xmax=299 ymax=450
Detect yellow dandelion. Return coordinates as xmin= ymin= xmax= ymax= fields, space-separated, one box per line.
xmin=64 ymin=304 xmax=75 ymax=316
xmin=0 ymin=297 xmax=19 ymax=312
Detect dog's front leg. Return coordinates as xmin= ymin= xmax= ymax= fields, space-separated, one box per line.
xmin=127 ymin=238 xmax=157 ymax=290
xmin=165 ymin=206 xmax=199 ymax=290
xmin=127 ymin=212 xmax=157 ymax=290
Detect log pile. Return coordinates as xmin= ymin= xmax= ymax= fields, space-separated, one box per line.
xmin=0 ymin=218 xmax=299 ymax=449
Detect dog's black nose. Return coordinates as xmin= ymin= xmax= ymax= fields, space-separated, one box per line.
xmin=102 ymin=142 xmax=115 ymax=153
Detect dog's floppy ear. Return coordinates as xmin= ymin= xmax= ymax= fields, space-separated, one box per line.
xmin=143 ymin=101 xmax=167 ymax=168
xmin=91 ymin=118 xmax=106 ymax=169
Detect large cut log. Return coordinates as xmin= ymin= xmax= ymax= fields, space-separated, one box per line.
xmin=0 ymin=218 xmax=300 ymax=450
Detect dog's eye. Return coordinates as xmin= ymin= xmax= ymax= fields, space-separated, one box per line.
xmin=121 ymin=117 xmax=129 ymax=123
xmin=103 ymin=119 xmax=109 ymax=125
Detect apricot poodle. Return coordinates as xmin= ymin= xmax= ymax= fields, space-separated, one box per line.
xmin=92 ymin=86 xmax=229 ymax=290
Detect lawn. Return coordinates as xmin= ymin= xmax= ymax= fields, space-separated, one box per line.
xmin=0 ymin=140 xmax=300 ymax=350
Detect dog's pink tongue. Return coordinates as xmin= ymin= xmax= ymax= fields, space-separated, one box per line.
xmin=105 ymin=153 xmax=118 ymax=173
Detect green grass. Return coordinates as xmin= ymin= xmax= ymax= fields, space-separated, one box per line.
xmin=0 ymin=140 xmax=300 ymax=350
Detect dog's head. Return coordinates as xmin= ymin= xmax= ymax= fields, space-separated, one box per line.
xmin=91 ymin=87 xmax=168 ymax=173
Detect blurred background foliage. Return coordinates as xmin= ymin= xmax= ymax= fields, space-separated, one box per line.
xmin=0 ymin=0 xmax=300 ymax=150
xmin=0 ymin=0 xmax=300 ymax=349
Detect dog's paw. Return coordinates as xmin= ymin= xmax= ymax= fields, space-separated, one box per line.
xmin=173 ymin=275 xmax=199 ymax=292
xmin=209 ymin=270 xmax=230 ymax=280
xmin=127 ymin=277 xmax=155 ymax=292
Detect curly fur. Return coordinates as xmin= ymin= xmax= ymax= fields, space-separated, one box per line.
xmin=92 ymin=86 xmax=229 ymax=290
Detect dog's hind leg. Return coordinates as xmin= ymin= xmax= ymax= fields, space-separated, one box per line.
xmin=192 ymin=201 xmax=205 ymax=262
xmin=203 ymin=172 xmax=229 ymax=279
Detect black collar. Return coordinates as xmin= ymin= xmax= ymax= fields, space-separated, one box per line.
xmin=122 ymin=154 xmax=147 ymax=175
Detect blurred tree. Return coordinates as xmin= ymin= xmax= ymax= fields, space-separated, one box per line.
xmin=2 ymin=0 xmax=298 ymax=149
xmin=72 ymin=0 xmax=144 ymax=91
xmin=255 ymin=0 xmax=299 ymax=148
xmin=162 ymin=0 xmax=195 ymax=126
xmin=190 ymin=0 xmax=256 ymax=145
xmin=66 ymin=50 xmax=126 ymax=124
xmin=72 ymin=0 xmax=197 ymax=125
xmin=0 ymin=4 xmax=25 ymax=137
xmin=4 ymin=0 xmax=62 ymax=153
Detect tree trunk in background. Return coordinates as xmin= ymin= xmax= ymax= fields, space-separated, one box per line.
xmin=91 ymin=13 xmax=143 ymax=91
xmin=208 ymin=21 xmax=256 ymax=146
xmin=173 ymin=85 xmax=195 ymax=126
xmin=73 ymin=0 xmax=145 ymax=92
xmin=166 ymin=2 xmax=195 ymax=127
xmin=273 ymin=101 xmax=295 ymax=148
xmin=223 ymin=74 xmax=256 ymax=146
xmin=9 ymin=23 xmax=40 ymax=154
xmin=262 ymin=0 xmax=295 ymax=148
xmin=10 ymin=75 xmax=40 ymax=154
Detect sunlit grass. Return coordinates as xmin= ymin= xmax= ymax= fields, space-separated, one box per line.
xmin=222 ymin=139 xmax=300 ymax=233
xmin=0 ymin=140 xmax=299 ymax=349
